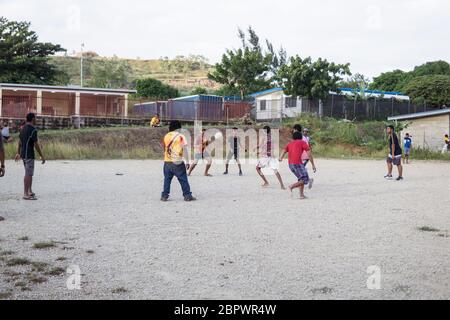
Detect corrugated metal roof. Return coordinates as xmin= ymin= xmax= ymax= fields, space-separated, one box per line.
xmin=0 ymin=83 xmax=136 ymax=94
xmin=249 ymin=87 xmax=284 ymax=97
xmin=339 ymin=88 xmax=406 ymax=96
xmin=388 ymin=108 xmax=450 ymax=121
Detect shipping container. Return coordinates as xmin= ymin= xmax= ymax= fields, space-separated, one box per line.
xmin=167 ymin=95 xmax=224 ymax=122
xmin=132 ymin=101 xmax=167 ymax=118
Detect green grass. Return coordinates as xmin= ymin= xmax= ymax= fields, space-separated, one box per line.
xmin=33 ymin=242 xmax=57 ymax=250
xmin=417 ymin=226 xmax=440 ymax=232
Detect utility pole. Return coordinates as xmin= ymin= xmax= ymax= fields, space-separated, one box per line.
xmin=80 ymin=43 xmax=85 ymax=87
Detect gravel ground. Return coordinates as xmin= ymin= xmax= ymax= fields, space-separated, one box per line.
xmin=0 ymin=159 xmax=449 ymax=300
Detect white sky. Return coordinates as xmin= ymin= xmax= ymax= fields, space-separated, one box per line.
xmin=1 ymin=0 xmax=449 ymax=78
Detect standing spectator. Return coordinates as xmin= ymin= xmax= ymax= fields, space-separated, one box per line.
xmin=14 ymin=113 xmax=46 ymax=200
xmin=385 ymin=125 xmax=403 ymax=181
xmin=442 ymin=134 xmax=449 ymax=153
xmin=403 ymin=133 xmax=412 ymax=164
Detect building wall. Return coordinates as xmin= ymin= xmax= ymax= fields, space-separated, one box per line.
xmin=256 ymin=91 xmax=302 ymax=120
xmin=401 ymin=114 xmax=450 ymax=151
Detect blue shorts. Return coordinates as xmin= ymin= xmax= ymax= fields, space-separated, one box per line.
xmin=289 ymin=164 xmax=309 ymax=185
xmin=404 ymin=147 xmax=410 ymax=155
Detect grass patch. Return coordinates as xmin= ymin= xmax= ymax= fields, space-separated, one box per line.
xmin=112 ymin=287 xmax=128 ymax=294
xmin=0 ymin=291 xmax=13 ymax=300
xmin=7 ymin=258 xmax=31 ymax=266
xmin=418 ymin=226 xmax=440 ymax=232
xmin=27 ymin=274 xmax=48 ymax=284
xmin=45 ymin=267 xmax=66 ymax=276
xmin=0 ymin=250 xmax=16 ymax=257
xmin=31 ymin=262 xmax=49 ymax=272
xmin=33 ymin=242 xmax=56 ymax=250
xmin=18 ymin=236 xmax=30 ymax=241
xmin=86 ymin=250 xmax=95 ymax=254
xmin=56 ymin=257 xmax=68 ymax=262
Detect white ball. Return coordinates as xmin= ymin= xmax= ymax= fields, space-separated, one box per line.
xmin=214 ymin=132 xmax=223 ymax=140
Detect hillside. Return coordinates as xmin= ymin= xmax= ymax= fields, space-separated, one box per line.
xmin=50 ymin=55 xmax=220 ymax=93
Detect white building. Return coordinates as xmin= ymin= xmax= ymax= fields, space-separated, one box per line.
xmin=250 ymin=88 xmax=303 ymax=121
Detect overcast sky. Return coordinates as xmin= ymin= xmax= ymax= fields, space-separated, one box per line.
xmin=1 ymin=0 xmax=449 ymax=78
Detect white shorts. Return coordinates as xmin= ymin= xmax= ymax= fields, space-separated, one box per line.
xmin=257 ymin=157 xmax=279 ymax=170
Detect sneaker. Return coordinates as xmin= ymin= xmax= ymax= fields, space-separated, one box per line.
xmin=396 ymin=177 xmax=404 ymax=181
xmin=239 ymin=171 xmax=243 ymax=176
xmin=184 ymin=196 xmax=197 ymax=202
xmin=384 ymin=175 xmax=393 ymax=180
xmin=223 ymin=171 xmax=228 ymax=175
xmin=160 ymin=197 xmax=169 ymax=202
xmin=308 ymin=178 xmax=314 ymax=190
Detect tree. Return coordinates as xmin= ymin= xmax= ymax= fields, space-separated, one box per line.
xmin=0 ymin=17 xmax=67 ymax=84
xmin=370 ymin=61 xmax=450 ymax=93
xmin=413 ymin=60 xmax=450 ymax=77
xmin=278 ymin=56 xmax=351 ymax=100
xmin=191 ymin=87 xmax=208 ymax=95
xmin=370 ymin=70 xmax=410 ymax=92
xmin=88 ymin=57 xmax=132 ymax=88
xmin=403 ymin=75 xmax=450 ymax=107
xmin=339 ymin=73 xmax=370 ymax=90
xmin=135 ymin=78 xmax=179 ymax=99
xmin=208 ymin=26 xmax=286 ymax=98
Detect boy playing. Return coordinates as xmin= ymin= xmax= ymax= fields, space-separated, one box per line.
xmin=256 ymin=126 xmax=286 ymax=190
xmin=188 ymin=129 xmax=213 ymax=177
xmin=224 ymin=127 xmax=243 ymax=176
xmin=403 ymin=133 xmax=412 ymax=164
xmin=279 ymin=132 xmax=317 ymax=200
xmin=161 ymin=121 xmax=196 ymax=202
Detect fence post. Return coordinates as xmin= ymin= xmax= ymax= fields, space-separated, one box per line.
xmin=319 ymin=99 xmax=323 ymax=118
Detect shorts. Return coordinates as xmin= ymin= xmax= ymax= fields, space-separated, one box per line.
xmin=257 ymin=157 xmax=279 ymax=170
xmin=226 ymin=150 xmax=239 ymax=161
xmin=387 ymin=155 xmax=402 ymax=166
xmin=289 ymin=164 xmax=310 ymax=185
xmin=23 ymin=159 xmax=35 ymax=177
xmin=194 ymin=152 xmax=211 ymax=160
xmin=404 ymin=148 xmax=410 ymax=156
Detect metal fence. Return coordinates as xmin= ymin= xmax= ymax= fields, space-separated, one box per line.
xmin=130 ymin=100 xmax=253 ymax=123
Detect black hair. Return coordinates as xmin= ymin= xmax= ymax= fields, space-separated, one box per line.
xmin=293 ymin=124 xmax=302 ymax=132
xmin=293 ymin=131 xmax=303 ymax=140
xmin=169 ymin=121 xmax=181 ymax=132
xmin=26 ymin=113 xmax=36 ymax=122
xmin=263 ymin=126 xmax=271 ymax=134
xmin=232 ymin=127 xmax=238 ymax=130
xmin=387 ymin=125 xmax=395 ymax=131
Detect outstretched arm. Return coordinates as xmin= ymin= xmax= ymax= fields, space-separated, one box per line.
xmin=308 ymin=150 xmax=317 ymax=173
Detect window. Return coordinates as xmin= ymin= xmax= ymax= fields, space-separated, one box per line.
xmin=260 ymin=100 xmax=267 ymax=111
xmin=285 ymin=97 xmax=297 ymax=108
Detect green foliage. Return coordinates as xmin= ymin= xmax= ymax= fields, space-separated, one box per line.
xmin=208 ymin=26 xmax=286 ymax=98
xmin=370 ymin=69 xmax=410 ymax=92
xmin=278 ymin=56 xmax=351 ymax=100
xmin=339 ymin=73 xmax=370 ymax=92
xmin=134 ymin=78 xmax=179 ymax=99
xmin=88 ymin=57 xmax=132 ymax=88
xmin=0 ymin=17 xmax=67 ymax=84
xmin=403 ymin=75 xmax=450 ymax=107
xmin=190 ymin=86 xmax=208 ymax=95
xmin=370 ymin=61 xmax=450 ymax=103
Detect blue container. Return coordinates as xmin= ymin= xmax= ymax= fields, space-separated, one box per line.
xmin=168 ymin=95 xmax=224 ymax=121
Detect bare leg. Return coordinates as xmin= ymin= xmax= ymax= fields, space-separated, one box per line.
xmin=274 ymin=170 xmax=286 ymax=190
xmin=398 ymin=164 xmax=403 ymax=177
xmin=188 ymin=161 xmax=198 ymax=176
xmin=256 ymin=167 xmax=269 ymax=187
xmin=387 ymin=162 xmax=393 ymax=176
xmin=224 ymin=163 xmax=229 ymax=174
xmin=205 ymin=162 xmax=212 ymax=176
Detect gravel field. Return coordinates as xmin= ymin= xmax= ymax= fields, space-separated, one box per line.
xmin=0 ymin=159 xmax=449 ymax=300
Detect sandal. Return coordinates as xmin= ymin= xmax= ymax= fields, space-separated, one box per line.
xmin=23 ymin=196 xmax=37 ymax=201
